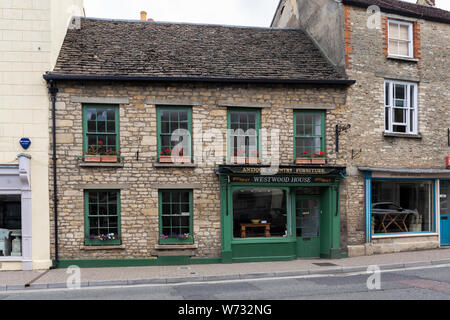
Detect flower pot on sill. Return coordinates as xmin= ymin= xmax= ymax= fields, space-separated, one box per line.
xmin=310 ymin=158 xmax=326 ymax=165
xmin=233 ymin=158 xmax=261 ymax=165
xmin=296 ymin=158 xmax=326 ymax=165
xmin=296 ymin=158 xmax=312 ymax=165
xmin=101 ymin=155 xmax=118 ymax=163
xmin=84 ymin=155 xmax=101 ymax=162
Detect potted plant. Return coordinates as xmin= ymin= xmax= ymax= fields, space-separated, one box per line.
xmin=102 ymin=149 xmax=120 ymax=162
xmin=159 ymin=233 xmax=193 ymax=244
xmin=160 ymin=147 xmax=191 ymax=163
xmin=232 ymin=149 xmax=260 ymax=164
xmin=85 ymin=143 xmax=101 ymax=162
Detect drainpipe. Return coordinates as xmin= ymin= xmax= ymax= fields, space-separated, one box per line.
xmin=49 ymin=80 xmax=59 ymax=269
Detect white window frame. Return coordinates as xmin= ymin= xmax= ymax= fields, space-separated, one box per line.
xmin=388 ymin=19 xmax=414 ymax=59
xmin=384 ymin=80 xmax=418 ymax=135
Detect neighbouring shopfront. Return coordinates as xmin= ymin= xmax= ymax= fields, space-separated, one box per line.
xmin=0 ymin=154 xmax=32 ymax=270
xmin=217 ymin=165 xmax=346 ymax=263
xmin=360 ymin=167 xmax=450 ymax=253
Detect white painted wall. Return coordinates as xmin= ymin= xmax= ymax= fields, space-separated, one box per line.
xmin=0 ymin=0 xmax=84 ymax=270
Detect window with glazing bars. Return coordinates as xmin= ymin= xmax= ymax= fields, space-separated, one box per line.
xmin=294 ymin=111 xmax=325 ymax=158
xmin=84 ymin=190 xmax=121 ymax=246
xmin=388 ymin=20 xmax=413 ymax=58
xmin=157 ymin=107 xmax=192 ymax=160
xmin=384 ymin=80 xmax=417 ymax=134
xmin=159 ymin=190 xmax=193 ymax=244
xmin=83 ymin=105 xmax=119 ymax=158
xmin=227 ymin=109 xmax=260 ymax=160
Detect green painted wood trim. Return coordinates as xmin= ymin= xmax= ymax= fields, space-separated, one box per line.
xmin=226 ymin=107 xmax=261 ymax=162
xmin=293 ymin=109 xmax=326 ymax=160
xmin=156 ymin=106 xmax=193 ymax=162
xmin=84 ymin=190 xmax=121 ymax=246
xmin=55 ymin=257 xmax=222 ymax=268
xmin=82 ymin=104 xmax=120 ymax=157
xmin=158 ymin=189 xmax=194 ymax=245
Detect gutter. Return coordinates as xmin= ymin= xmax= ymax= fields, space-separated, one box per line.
xmin=43 ymin=73 xmax=356 ymax=86
xmin=49 ymin=80 xmax=59 ymax=270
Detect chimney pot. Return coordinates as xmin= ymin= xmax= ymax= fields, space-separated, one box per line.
xmin=140 ymin=11 xmax=147 ymax=21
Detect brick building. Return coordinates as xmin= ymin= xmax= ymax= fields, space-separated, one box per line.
xmin=44 ymin=17 xmax=356 ymax=266
xmin=272 ymin=0 xmax=450 ymax=256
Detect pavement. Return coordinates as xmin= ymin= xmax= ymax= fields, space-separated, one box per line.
xmin=2 ymin=247 xmax=450 ymax=292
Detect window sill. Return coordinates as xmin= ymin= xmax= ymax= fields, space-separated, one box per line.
xmin=387 ymin=55 xmax=419 ymax=63
xmin=154 ymin=162 xmax=197 ymax=168
xmin=79 ymin=162 xmax=124 ymax=168
xmin=81 ymin=245 xmax=125 ymax=250
xmin=372 ymin=232 xmax=437 ymax=239
xmin=383 ymin=132 xmax=422 ymax=139
xmin=155 ymin=244 xmax=198 ymax=250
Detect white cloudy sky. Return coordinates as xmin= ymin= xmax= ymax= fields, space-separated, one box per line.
xmin=84 ymin=0 xmax=450 ymax=27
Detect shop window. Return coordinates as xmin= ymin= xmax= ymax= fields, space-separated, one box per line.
xmin=371 ymin=180 xmax=434 ymax=234
xmin=159 ymin=190 xmax=193 ymax=244
xmin=83 ymin=105 xmax=120 ymax=162
xmin=233 ymin=188 xmax=287 ymax=238
xmin=157 ymin=106 xmax=192 ymax=163
xmin=228 ymin=109 xmax=260 ymax=164
xmin=294 ymin=111 xmax=325 ymax=160
xmin=384 ymin=81 xmax=417 ymax=134
xmin=388 ymin=20 xmax=413 ymax=58
xmin=0 ymin=195 xmax=21 ymax=257
xmin=84 ymin=190 xmax=121 ymax=246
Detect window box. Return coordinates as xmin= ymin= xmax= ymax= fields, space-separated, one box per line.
xmin=85 ymin=155 xmax=102 ymax=162
xmin=84 ymin=238 xmax=121 ymax=246
xmin=296 ymin=158 xmax=327 ymax=165
xmin=231 ymin=157 xmax=261 ymax=165
xmin=101 ymin=155 xmax=118 ymax=163
xmin=159 ymin=156 xmax=192 ymax=163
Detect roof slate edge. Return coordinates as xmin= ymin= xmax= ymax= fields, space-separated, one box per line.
xmin=43 ymin=73 xmax=356 ymax=85
xmin=342 ymin=0 xmax=450 ymax=24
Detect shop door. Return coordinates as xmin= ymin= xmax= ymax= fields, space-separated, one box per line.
xmin=295 ymin=196 xmax=320 ymax=257
xmin=441 ymin=181 xmax=450 ymax=246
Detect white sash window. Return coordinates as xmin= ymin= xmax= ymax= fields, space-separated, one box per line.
xmin=384 ymin=80 xmax=418 ymax=134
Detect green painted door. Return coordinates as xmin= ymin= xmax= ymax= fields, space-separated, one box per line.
xmin=295 ymin=195 xmax=321 ymax=258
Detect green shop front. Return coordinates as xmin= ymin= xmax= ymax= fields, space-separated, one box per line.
xmin=217 ymin=165 xmax=346 ymax=263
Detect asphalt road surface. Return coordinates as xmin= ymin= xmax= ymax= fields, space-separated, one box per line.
xmin=2 ymin=264 xmax=450 ymax=300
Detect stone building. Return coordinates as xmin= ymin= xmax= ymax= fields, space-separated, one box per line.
xmin=44 ymin=17 xmax=357 ymax=267
xmin=0 ymin=0 xmax=84 ymax=271
xmin=272 ymin=0 xmax=450 ymax=256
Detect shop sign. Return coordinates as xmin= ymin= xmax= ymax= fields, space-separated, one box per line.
xmin=219 ymin=166 xmax=343 ymax=176
xmin=230 ymin=176 xmax=334 ymax=184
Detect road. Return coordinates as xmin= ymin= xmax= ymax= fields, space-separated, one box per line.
xmin=2 ymin=264 xmax=450 ymax=300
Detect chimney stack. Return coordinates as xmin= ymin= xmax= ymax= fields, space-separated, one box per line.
xmin=140 ymin=11 xmax=147 ymax=21
xmin=416 ymin=0 xmax=436 ymax=7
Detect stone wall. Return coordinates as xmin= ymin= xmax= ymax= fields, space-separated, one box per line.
xmin=50 ymin=81 xmax=349 ymax=260
xmin=343 ymin=5 xmax=450 ymax=247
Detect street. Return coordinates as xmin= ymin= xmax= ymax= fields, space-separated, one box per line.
xmin=2 ymin=264 xmax=450 ymax=300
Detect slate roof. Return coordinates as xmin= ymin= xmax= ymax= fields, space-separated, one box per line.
xmin=47 ymin=17 xmax=350 ymax=83
xmin=342 ymin=0 xmax=450 ymax=24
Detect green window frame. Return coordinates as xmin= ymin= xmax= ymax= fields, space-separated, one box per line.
xmin=84 ymin=190 xmax=121 ymax=246
xmin=227 ymin=108 xmax=261 ymax=162
xmin=158 ymin=189 xmax=194 ymax=244
xmin=82 ymin=104 xmax=120 ymax=161
xmin=156 ymin=106 xmax=193 ymax=162
xmin=294 ymin=110 xmax=326 ymax=159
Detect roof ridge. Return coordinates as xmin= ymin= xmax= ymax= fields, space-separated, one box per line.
xmin=79 ymin=16 xmax=300 ymax=31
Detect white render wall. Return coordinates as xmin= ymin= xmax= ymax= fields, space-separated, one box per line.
xmin=0 ymin=0 xmax=84 ymax=270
